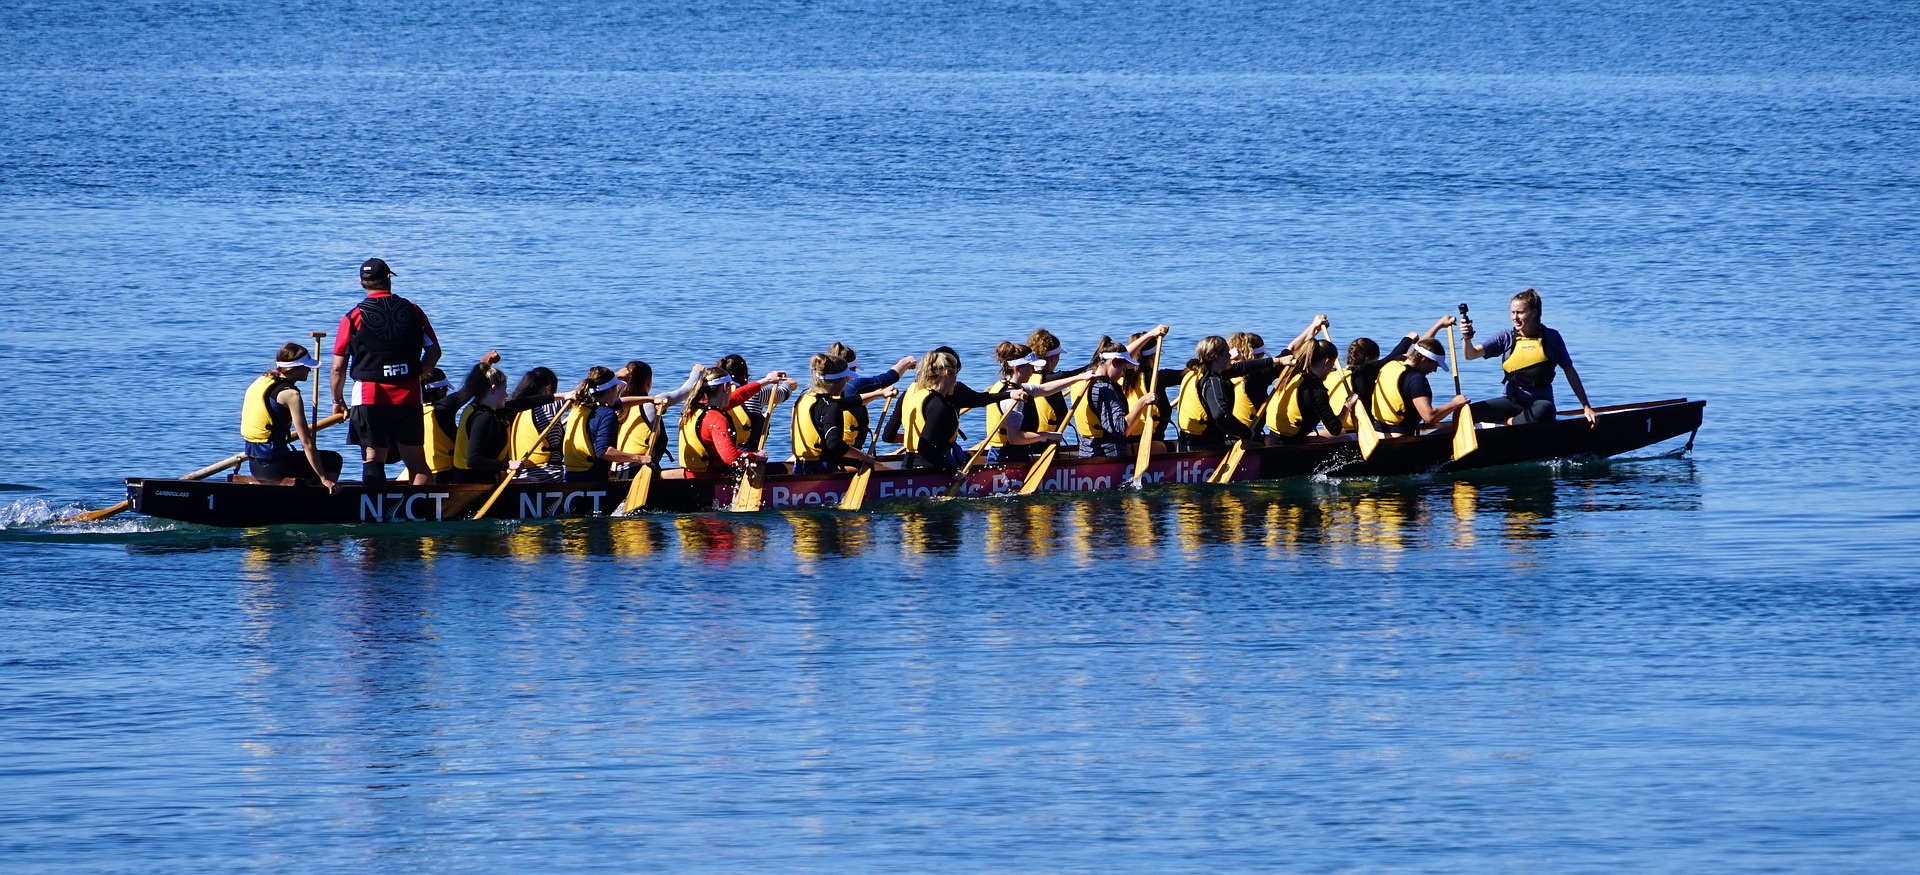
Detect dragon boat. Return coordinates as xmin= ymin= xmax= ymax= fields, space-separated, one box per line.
xmin=120 ymin=398 xmax=1702 ymax=527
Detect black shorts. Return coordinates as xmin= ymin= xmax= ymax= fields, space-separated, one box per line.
xmin=250 ymin=449 xmax=343 ymax=483
xmin=349 ymin=403 xmax=425 ymax=448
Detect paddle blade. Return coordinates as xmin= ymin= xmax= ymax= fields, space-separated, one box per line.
xmin=69 ymin=501 xmax=131 ymax=523
xmin=1019 ymin=444 xmax=1059 ymax=495
xmin=1356 ymin=406 xmax=1382 ymax=460
xmin=730 ymin=461 xmax=765 ymax=512
xmin=622 ymin=466 xmax=655 ymax=515
xmin=1213 ymin=441 xmax=1246 ymax=484
xmin=1452 ymin=404 xmax=1479 ymax=461
xmin=840 ymin=466 xmax=871 ymax=511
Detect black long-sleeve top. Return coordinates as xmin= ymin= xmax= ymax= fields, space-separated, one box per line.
xmin=462 ymin=393 xmax=556 ymax=472
xmin=909 ymin=382 xmax=1013 ymax=470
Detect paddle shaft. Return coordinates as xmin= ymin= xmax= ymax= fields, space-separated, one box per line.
xmin=70 ymin=411 xmax=347 ymax=523
xmin=867 ymin=391 xmax=897 ymax=456
xmin=1447 ymin=325 xmax=1463 ymax=395
xmin=308 ymin=331 xmax=326 ymax=423
xmin=1130 ymin=339 xmax=1167 ymax=486
xmin=1018 ymin=379 xmax=1092 ymax=496
xmin=944 ymin=390 xmax=1009 ymax=498
xmin=1212 ymin=324 xmax=1315 ymax=483
xmin=474 ymin=399 xmax=575 ymax=519
xmin=620 ymin=402 xmax=668 ymax=514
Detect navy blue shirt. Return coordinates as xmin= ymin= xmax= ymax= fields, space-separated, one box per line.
xmin=1480 ymin=326 xmax=1573 ymax=405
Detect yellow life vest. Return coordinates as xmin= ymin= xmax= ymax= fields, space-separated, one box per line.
xmin=1071 ymin=382 xmax=1108 ymax=440
xmin=240 ymin=374 xmax=295 ymax=445
xmin=1175 ymin=369 xmax=1210 ymax=435
xmin=900 ymin=383 xmax=934 ymax=455
xmin=423 ymin=406 xmax=457 ymax=473
xmin=451 ymin=404 xmax=486 ymax=471
xmin=678 ymin=405 xmax=740 ymax=474
xmin=1502 ymin=334 xmax=1555 ymax=387
xmin=791 ymin=391 xmax=856 ymax=461
xmin=1024 ymin=372 xmax=1066 ymax=432
xmin=561 ymin=405 xmax=609 ymax=473
xmin=1371 ymin=360 xmax=1413 ymax=427
xmin=1326 ymin=368 xmax=1350 ymax=415
xmin=1229 ymin=375 xmax=1256 ymax=431
xmin=507 ymin=408 xmax=553 ymax=466
xmin=984 ymin=380 xmax=1024 ymax=449
xmin=617 ymin=404 xmax=657 ymax=459
xmin=1262 ymin=372 xmax=1298 ymax=437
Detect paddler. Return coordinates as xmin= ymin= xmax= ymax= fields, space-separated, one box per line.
xmin=608 ymin=361 xmax=680 ymax=480
xmin=416 ymin=351 xmax=501 ymax=479
xmin=1265 ymin=336 xmax=1352 ymax=443
xmin=1461 ymin=287 xmax=1598 ymax=427
xmin=1172 ymin=335 xmax=1271 ymax=451
xmin=560 ymin=368 xmax=654 ymax=481
xmin=241 ymin=344 xmax=342 ymax=490
xmin=1079 ymin=338 xmax=1163 ymax=459
xmin=791 ymin=354 xmax=884 ymax=474
xmin=1369 ymin=337 xmax=1469 ymax=436
xmin=329 ymin=257 xmax=441 ymax=485
xmin=899 ymin=348 xmax=1028 ymax=472
xmin=983 ymin=343 xmax=1084 ymax=465
xmin=1025 ymin=328 xmax=1090 ymax=434
xmin=505 ymin=367 xmax=566 ymax=481
xmin=719 ymin=354 xmax=796 ymax=450
xmin=679 ymin=366 xmax=784 ymax=479
xmin=825 ymin=342 xmax=915 ymax=449
xmin=1332 ymin=316 xmax=1458 ymax=424
xmin=449 ymin=361 xmax=557 ymax=483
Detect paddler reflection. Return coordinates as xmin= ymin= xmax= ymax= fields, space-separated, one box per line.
xmin=787 ymin=512 xmax=867 ymax=564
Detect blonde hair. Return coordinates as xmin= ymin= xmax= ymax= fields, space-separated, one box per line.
xmin=1186 ymin=335 xmax=1228 ymax=376
xmin=1227 ymin=331 xmax=1264 ymax=361
xmin=809 ymin=353 xmax=850 ymax=393
xmin=915 ymin=349 xmax=960 ymax=389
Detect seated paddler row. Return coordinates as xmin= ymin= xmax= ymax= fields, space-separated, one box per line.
xmin=241 ymin=288 xmax=1597 ymax=492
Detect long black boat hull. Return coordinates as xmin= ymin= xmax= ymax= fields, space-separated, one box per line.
xmin=123 ymin=398 xmax=1703 ymax=527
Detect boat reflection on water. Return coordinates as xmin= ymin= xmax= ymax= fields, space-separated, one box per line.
xmin=211 ymin=459 xmax=1698 ymax=570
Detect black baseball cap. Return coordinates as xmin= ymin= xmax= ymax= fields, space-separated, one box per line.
xmin=360 ymin=258 xmax=396 ymax=281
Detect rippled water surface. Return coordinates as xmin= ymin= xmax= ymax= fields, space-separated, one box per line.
xmin=4 ymin=0 xmax=1920 ymax=871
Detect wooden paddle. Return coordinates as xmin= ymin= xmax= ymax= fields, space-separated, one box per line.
xmin=728 ymin=384 xmax=789 ymax=512
xmin=473 ymin=400 xmax=575 ymax=519
xmin=1322 ymin=326 xmax=1383 ymax=460
xmin=839 ymin=389 xmax=896 ymax=511
xmin=619 ymin=402 xmax=669 ymax=515
xmin=1128 ymin=338 xmax=1168 ymax=488
xmin=308 ymin=331 xmax=326 ymax=423
xmin=1447 ymin=320 xmax=1480 ymax=461
xmin=1018 ymin=380 xmax=1091 ymax=496
xmin=69 ymin=411 xmax=347 ymax=523
xmin=942 ymin=396 xmax=1010 ymax=499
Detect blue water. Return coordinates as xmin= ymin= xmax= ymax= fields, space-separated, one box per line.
xmin=5 ymin=1 xmax=1920 ymax=870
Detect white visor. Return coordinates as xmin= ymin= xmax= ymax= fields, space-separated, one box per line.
xmin=707 ymin=375 xmax=737 ymax=388
xmin=818 ymin=367 xmax=852 ymax=381
xmin=597 ymin=379 xmax=627 ymax=395
xmin=1252 ymin=345 xmax=1268 ymax=357
xmin=275 ymin=354 xmax=320 ymax=369
xmin=1412 ymin=345 xmax=1447 ymax=365
xmin=1101 ymin=351 xmax=1140 ymax=367
xmin=1009 ymin=353 xmax=1046 ymax=369
xmin=421 ymin=379 xmax=452 ymax=391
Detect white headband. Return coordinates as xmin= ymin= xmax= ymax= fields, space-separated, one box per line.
xmin=421 ymin=378 xmax=452 ymax=391
xmin=707 ymin=375 xmax=737 ymax=388
xmin=1101 ymin=351 xmax=1140 ymax=366
xmin=818 ymin=367 xmax=852 ymax=380
xmin=1252 ymin=345 xmax=1269 ymax=357
xmin=1412 ymin=345 xmax=1447 ymax=365
xmin=274 ymin=354 xmax=320 ymax=369
xmin=1007 ymin=353 xmax=1046 ymax=369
